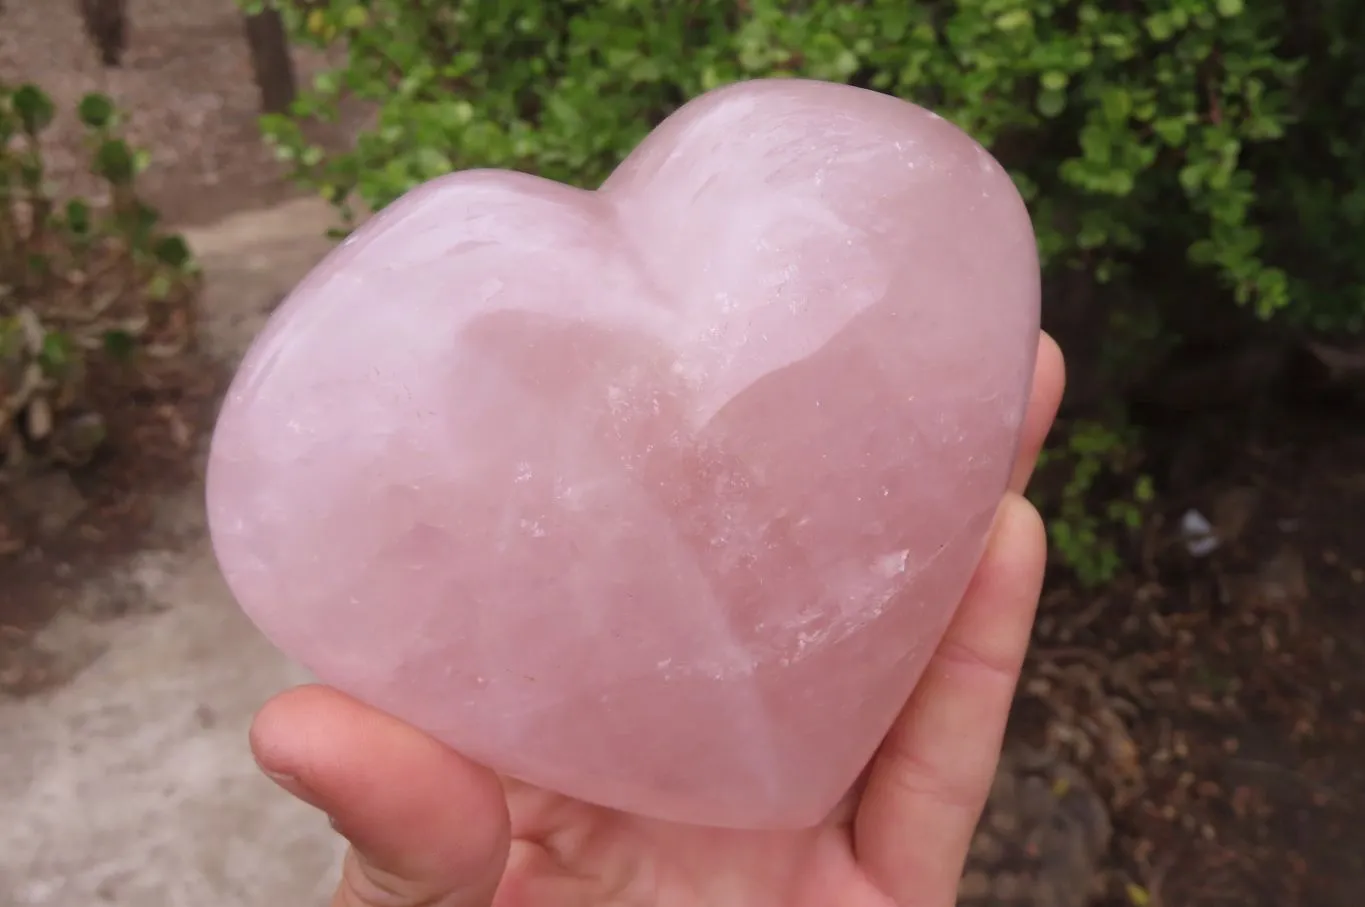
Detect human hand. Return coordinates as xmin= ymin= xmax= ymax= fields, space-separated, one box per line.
xmin=250 ymin=334 xmax=1066 ymax=907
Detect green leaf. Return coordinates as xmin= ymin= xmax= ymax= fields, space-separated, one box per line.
xmin=38 ymin=330 xmax=74 ymax=375
xmin=147 ymin=272 xmax=174 ymax=301
xmin=12 ymin=84 xmax=54 ymax=134
xmin=1100 ymin=86 xmax=1132 ymax=122
xmin=102 ymin=329 xmax=138 ymax=360
xmin=77 ymin=92 xmax=116 ymax=129
xmin=65 ymin=199 xmax=92 ymax=235
xmin=1153 ymin=116 xmax=1188 ymax=146
xmin=1037 ymin=88 xmax=1067 ymax=118
xmin=152 ymin=235 xmax=193 ymax=269
xmin=994 ymin=9 xmax=1033 ymax=31
xmin=93 ymin=138 xmax=136 ymax=184
xmin=340 ymin=5 xmax=369 ymax=29
xmin=1144 ymin=13 xmax=1175 ymax=41
xmin=1040 ymin=70 xmax=1069 ymax=92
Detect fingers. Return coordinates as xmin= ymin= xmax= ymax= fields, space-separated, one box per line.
xmin=250 ymin=685 xmax=510 ymax=907
xmin=1010 ymin=332 xmax=1066 ymax=495
xmin=853 ymin=494 xmax=1048 ymax=907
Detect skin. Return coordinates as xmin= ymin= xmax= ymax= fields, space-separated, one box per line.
xmin=251 ymin=333 xmax=1066 ymax=907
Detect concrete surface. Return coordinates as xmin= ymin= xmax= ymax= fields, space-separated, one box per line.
xmin=0 ymin=198 xmax=350 ymax=906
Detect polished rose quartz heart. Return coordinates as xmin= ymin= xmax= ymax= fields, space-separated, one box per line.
xmin=206 ymin=79 xmax=1040 ymax=829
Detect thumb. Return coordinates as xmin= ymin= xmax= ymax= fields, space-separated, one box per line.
xmin=250 ymin=685 xmax=510 ymax=907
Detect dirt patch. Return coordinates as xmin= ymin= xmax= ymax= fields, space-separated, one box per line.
xmin=0 ymin=352 xmax=226 ymax=695
xmin=0 ymin=192 xmax=337 ymax=697
xmin=1016 ymin=393 xmax=1365 ymax=907
xmin=0 ymin=0 xmax=350 ymax=693
xmin=0 ymin=0 xmax=365 ymax=226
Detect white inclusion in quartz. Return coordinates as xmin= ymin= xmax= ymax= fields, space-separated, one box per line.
xmin=874 ymin=549 xmax=911 ymax=578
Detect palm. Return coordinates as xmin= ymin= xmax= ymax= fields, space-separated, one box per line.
xmin=499 ymin=782 xmax=880 ymax=907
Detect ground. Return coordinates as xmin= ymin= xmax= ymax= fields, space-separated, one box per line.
xmin=1 ymin=199 xmax=349 ymax=906
xmin=1 ymin=4 xmax=1362 ymax=907
xmin=1028 ymin=404 xmax=1365 ymax=906
xmin=0 ymin=0 xmax=360 ymax=226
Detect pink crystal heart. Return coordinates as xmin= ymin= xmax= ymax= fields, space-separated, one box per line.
xmin=206 ymin=79 xmax=1040 ymax=829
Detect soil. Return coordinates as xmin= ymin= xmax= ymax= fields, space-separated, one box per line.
xmin=2 ymin=3 xmax=1362 ymax=906
xmin=1019 ymin=395 xmax=1365 ymax=907
xmin=0 ymin=351 xmax=227 ymax=694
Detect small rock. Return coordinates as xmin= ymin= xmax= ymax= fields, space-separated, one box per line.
xmin=49 ymin=412 xmax=107 ymax=467
xmin=6 ymin=469 xmax=88 ymax=539
xmin=960 ymin=748 xmax=1111 ymax=907
xmin=1180 ymin=508 xmax=1220 ymax=558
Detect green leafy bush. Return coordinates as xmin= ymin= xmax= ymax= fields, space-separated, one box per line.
xmin=258 ymin=0 xmax=1312 ymax=314
xmin=250 ymin=0 xmax=1364 ymax=582
xmin=1 ymin=82 xmax=198 ymax=472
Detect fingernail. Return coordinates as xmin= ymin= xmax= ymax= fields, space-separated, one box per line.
xmin=262 ymin=769 xmax=321 ymax=808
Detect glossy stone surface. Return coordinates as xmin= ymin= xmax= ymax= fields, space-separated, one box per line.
xmin=206 ymin=78 xmax=1041 ymax=829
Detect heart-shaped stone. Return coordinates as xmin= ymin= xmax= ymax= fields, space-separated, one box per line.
xmin=206 ymin=79 xmax=1040 ymax=829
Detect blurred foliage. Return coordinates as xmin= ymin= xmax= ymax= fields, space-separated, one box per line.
xmin=1035 ymin=417 xmax=1153 ymax=588
xmin=1 ymin=82 xmax=198 ymax=474
xmin=247 ymin=0 xmax=1363 ymax=584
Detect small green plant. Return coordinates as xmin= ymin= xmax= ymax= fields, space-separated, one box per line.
xmin=0 ymin=82 xmax=198 ymax=471
xmin=1033 ymin=418 xmax=1154 ymax=587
